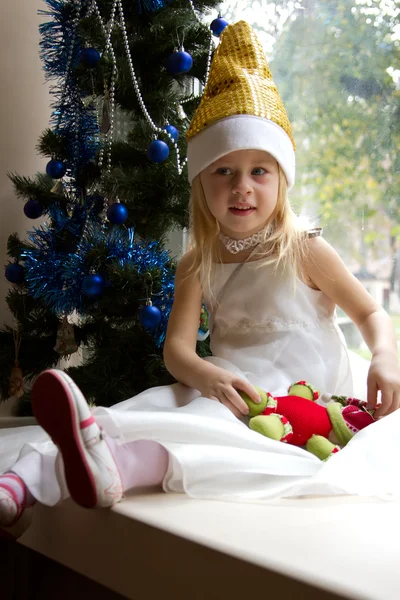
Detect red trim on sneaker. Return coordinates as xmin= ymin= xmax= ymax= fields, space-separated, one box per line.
xmin=80 ymin=416 xmax=96 ymax=429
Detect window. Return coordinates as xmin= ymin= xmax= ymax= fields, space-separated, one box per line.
xmin=221 ymin=0 xmax=400 ymax=359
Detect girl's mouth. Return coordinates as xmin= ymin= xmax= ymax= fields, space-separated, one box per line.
xmin=229 ymin=206 xmax=256 ymax=217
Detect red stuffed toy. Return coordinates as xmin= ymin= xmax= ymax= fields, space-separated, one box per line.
xmin=240 ymin=381 xmax=376 ymax=461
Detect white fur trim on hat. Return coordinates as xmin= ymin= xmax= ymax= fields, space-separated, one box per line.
xmin=187 ymin=115 xmax=295 ymax=188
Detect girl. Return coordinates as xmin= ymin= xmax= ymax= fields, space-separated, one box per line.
xmin=1 ymin=21 xmax=400 ymax=529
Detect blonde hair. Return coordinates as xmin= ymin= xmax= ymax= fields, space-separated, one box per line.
xmin=186 ymin=165 xmax=312 ymax=301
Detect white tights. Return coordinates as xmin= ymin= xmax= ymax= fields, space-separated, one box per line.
xmin=107 ymin=437 xmax=169 ymax=492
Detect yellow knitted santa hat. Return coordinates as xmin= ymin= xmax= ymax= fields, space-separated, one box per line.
xmin=186 ymin=21 xmax=296 ymax=188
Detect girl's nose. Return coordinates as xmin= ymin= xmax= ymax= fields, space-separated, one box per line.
xmin=231 ymin=173 xmax=252 ymax=196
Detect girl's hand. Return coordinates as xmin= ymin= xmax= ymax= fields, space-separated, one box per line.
xmin=199 ymin=366 xmax=261 ymax=418
xmin=367 ymin=353 xmax=400 ymax=418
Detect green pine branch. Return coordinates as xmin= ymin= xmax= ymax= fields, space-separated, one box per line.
xmin=67 ymin=325 xmax=175 ymax=407
xmin=36 ymin=129 xmax=69 ymax=160
xmin=0 ymin=327 xmax=60 ymax=402
xmin=7 ymin=172 xmax=68 ymax=211
xmin=8 ymin=172 xmax=53 ymax=198
xmin=6 ymin=233 xmax=36 ymax=261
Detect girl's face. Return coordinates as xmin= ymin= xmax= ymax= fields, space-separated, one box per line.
xmin=199 ymin=149 xmax=280 ymax=239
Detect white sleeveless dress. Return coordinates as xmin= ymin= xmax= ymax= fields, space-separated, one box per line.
xmin=1 ymin=260 xmax=400 ymax=504
xmin=205 ymin=258 xmax=354 ymax=398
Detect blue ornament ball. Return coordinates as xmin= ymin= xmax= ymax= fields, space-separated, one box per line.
xmin=82 ymin=273 xmax=105 ymax=297
xmin=166 ymin=51 xmax=193 ymax=75
xmin=163 ymin=124 xmax=179 ymax=142
xmin=210 ymin=17 xmax=229 ymax=36
xmin=107 ymin=202 xmax=128 ymax=224
xmin=23 ymin=198 xmax=43 ymax=219
xmin=139 ymin=304 xmax=162 ymax=329
xmin=81 ymin=47 xmax=101 ymax=69
xmin=46 ymin=159 xmax=67 ymax=179
xmin=5 ymin=263 xmax=24 ymax=284
xmin=146 ymin=140 xmax=170 ymax=163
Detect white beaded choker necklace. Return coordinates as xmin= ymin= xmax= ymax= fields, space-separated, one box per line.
xmin=219 ymin=226 xmax=270 ymax=254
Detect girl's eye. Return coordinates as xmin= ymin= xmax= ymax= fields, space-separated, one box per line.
xmin=215 ymin=167 xmax=267 ymax=175
xmin=214 ymin=167 xmax=268 ymax=176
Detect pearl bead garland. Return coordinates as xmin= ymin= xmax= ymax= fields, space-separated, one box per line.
xmin=188 ymin=0 xmax=213 ymax=88
xmin=89 ymin=0 xmax=214 ymax=175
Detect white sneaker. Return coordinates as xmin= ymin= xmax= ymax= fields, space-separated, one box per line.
xmin=32 ymin=369 xmax=123 ymax=508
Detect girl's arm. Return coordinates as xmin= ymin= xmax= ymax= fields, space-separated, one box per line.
xmin=163 ymin=249 xmax=209 ymax=389
xmin=163 ymin=250 xmax=260 ymax=416
xmin=305 ymin=236 xmax=400 ymax=417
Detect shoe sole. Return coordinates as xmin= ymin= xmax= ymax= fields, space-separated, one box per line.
xmin=31 ymin=371 xmax=98 ymax=509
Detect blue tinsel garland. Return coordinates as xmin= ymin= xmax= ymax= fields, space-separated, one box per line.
xmin=22 ymin=218 xmax=174 ymax=347
xmin=137 ymin=0 xmax=171 ymax=14
xmin=39 ymin=1 xmax=99 ymax=170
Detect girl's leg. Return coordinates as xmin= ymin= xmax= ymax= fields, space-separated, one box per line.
xmin=0 ymin=435 xmax=168 ymax=528
xmin=31 ymin=370 xmax=168 ymax=509
xmin=0 ymin=472 xmax=35 ymax=527
xmin=0 ymin=444 xmax=69 ymax=528
xmin=1 ymin=369 xmax=168 ymax=527
xmin=107 ymin=437 xmax=168 ymax=492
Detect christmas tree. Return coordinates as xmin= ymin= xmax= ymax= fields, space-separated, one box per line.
xmin=1 ymin=0 xmax=224 ymax=413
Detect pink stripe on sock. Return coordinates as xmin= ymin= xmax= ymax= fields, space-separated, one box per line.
xmin=1 ymin=474 xmax=26 ymax=506
xmin=4 ymin=473 xmax=24 ymax=485
xmin=80 ymin=416 xmax=96 ymax=429
xmin=0 ymin=483 xmax=20 ymax=506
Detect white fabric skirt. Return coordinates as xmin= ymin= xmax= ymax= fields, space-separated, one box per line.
xmin=1 ymin=352 xmax=399 ymax=506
